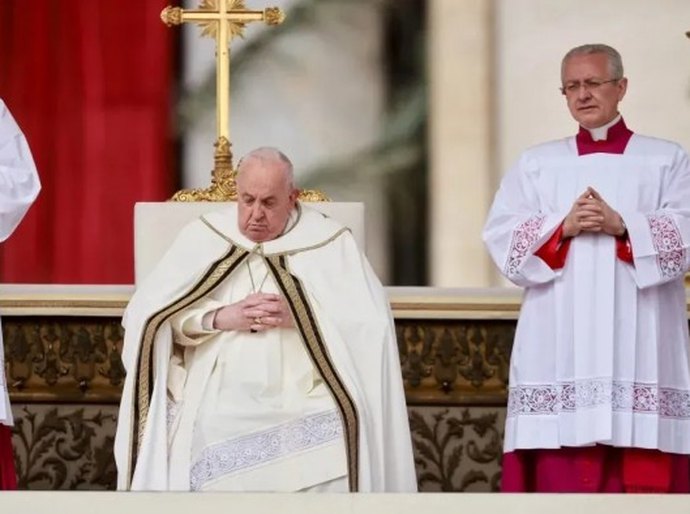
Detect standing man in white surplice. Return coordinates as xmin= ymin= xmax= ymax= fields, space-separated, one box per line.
xmin=0 ymin=99 xmax=42 ymax=489
xmin=115 ymin=147 xmax=417 ymax=492
xmin=484 ymin=44 xmax=690 ymax=493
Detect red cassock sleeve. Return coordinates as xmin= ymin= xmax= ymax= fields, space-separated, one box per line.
xmin=616 ymin=233 xmax=634 ymax=264
xmin=534 ymin=224 xmax=571 ymax=270
xmin=534 ymin=224 xmax=633 ymax=270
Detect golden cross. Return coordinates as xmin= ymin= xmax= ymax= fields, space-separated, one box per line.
xmin=161 ymin=0 xmax=284 ymax=200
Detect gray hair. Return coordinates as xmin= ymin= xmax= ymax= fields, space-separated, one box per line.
xmin=561 ymin=44 xmax=624 ymax=81
xmin=237 ymin=146 xmax=295 ymax=188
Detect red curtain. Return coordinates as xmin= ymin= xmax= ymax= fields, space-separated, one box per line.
xmin=0 ymin=0 xmax=176 ymax=283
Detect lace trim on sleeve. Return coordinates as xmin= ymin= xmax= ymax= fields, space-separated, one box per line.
xmin=648 ymin=214 xmax=686 ymax=278
xmin=505 ymin=215 xmax=546 ymax=277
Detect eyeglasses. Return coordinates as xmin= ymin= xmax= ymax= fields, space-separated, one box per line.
xmin=560 ymin=78 xmax=620 ymax=95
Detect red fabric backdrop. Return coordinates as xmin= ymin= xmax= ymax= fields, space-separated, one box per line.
xmin=0 ymin=0 xmax=176 ymax=283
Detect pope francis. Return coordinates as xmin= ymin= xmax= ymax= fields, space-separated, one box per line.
xmin=114 ymin=147 xmax=417 ymax=492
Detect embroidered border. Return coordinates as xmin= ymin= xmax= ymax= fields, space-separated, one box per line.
xmin=128 ymin=245 xmax=248 ymax=487
xmin=508 ymin=379 xmax=690 ymax=419
xmin=266 ymin=255 xmax=360 ymax=492
xmin=647 ymin=214 xmax=686 ymax=278
xmin=505 ymin=215 xmax=546 ymax=277
xmin=190 ymin=410 xmax=343 ymax=491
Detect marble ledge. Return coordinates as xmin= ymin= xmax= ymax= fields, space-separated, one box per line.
xmin=0 ymin=284 xmax=133 ymax=317
xmin=0 ymin=284 xmax=524 ymax=319
xmin=0 ymin=492 xmax=688 ymax=514
xmin=4 ymin=283 xmax=688 ymax=321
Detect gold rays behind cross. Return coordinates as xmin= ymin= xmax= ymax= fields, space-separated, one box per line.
xmin=161 ymin=0 xmax=284 ymax=201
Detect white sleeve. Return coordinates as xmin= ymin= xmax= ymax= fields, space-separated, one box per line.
xmin=482 ymin=153 xmax=567 ymax=287
xmin=0 ymin=100 xmax=41 ymax=242
xmin=623 ymin=146 xmax=690 ymax=288
xmin=169 ymin=298 xmax=224 ymax=346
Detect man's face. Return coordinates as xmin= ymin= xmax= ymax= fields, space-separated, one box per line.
xmin=236 ymin=159 xmax=298 ymax=243
xmin=561 ymin=53 xmax=627 ymax=129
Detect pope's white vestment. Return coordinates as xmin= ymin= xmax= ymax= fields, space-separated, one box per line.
xmin=483 ymin=132 xmax=690 ymax=454
xmin=114 ymin=204 xmax=417 ymax=492
xmin=0 ymin=99 xmax=41 ymax=427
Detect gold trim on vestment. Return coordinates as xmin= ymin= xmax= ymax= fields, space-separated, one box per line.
xmin=200 ymin=215 xmax=233 ymax=243
xmin=199 ymin=203 xmax=304 ymax=246
xmin=265 ymin=254 xmax=360 ymax=492
xmin=128 ymin=224 xmax=359 ymax=490
xmin=200 ymin=212 xmax=350 ymax=257
xmin=281 ymin=227 xmax=350 ymax=256
xmin=129 ymin=245 xmax=247 ymax=487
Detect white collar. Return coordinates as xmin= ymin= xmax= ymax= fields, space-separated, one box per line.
xmin=587 ymin=114 xmax=621 ymax=141
xmin=201 ymin=203 xmax=345 ymax=256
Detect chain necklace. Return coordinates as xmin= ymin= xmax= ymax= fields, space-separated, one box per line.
xmin=246 ymin=253 xmax=270 ymax=293
xmin=245 ymin=204 xmax=302 ymax=293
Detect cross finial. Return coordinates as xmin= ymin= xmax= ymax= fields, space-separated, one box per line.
xmin=161 ymin=0 xmax=284 ymax=201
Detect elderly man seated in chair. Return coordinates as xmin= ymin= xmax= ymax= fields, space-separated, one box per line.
xmin=115 ymin=147 xmax=417 ymax=493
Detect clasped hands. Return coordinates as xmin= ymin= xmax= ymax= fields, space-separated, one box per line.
xmin=212 ymin=292 xmax=295 ymax=333
xmin=562 ymin=187 xmax=626 ymax=239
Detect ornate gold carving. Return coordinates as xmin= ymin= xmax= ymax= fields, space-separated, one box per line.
xmin=2 ymin=316 xmax=516 ymax=404
xmin=4 ymin=318 xmax=125 ymax=403
xmin=172 ymin=137 xmax=237 ymax=201
xmin=297 ymin=189 xmax=330 ymax=202
xmin=160 ymin=6 xmax=183 ymax=26
xmin=264 ymin=7 xmax=284 ymax=25
xmin=398 ymin=320 xmax=514 ymax=404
